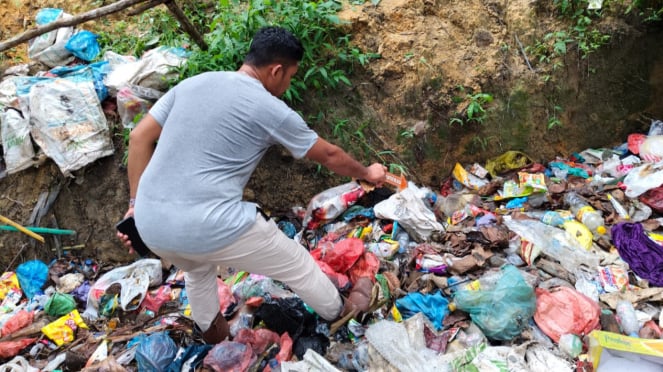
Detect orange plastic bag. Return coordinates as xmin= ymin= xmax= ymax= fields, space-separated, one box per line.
xmin=534 ymin=286 xmax=600 ymax=343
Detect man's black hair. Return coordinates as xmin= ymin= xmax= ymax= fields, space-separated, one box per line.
xmin=244 ymin=26 xmax=304 ymax=67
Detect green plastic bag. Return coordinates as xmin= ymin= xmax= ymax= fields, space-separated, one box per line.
xmin=44 ymin=292 xmax=77 ymax=317
xmin=484 ymin=151 xmax=533 ymax=177
xmin=453 ymin=265 xmax=536 ymax=340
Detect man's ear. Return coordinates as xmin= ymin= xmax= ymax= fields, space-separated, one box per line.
xmin=269 ymin=64 xmax=283 ymax=78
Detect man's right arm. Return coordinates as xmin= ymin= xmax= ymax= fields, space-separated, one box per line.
xmin=305 ymin=138 xmax=386 ymax=185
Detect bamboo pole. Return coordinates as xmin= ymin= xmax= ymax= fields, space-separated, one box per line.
xmin=0 ymin=215 xmax=45 ymax=243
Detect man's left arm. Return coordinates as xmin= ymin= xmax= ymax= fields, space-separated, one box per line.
xmin=305 ymin=138 xmax=386 ymax=185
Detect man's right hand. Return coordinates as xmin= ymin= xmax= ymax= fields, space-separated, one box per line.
xmin=363 ymin=163 xmax=387 ymax=187
xmin=116 ymin=207 xmax=136 ymax=254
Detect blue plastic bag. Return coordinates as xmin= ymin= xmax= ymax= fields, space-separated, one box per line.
xmin=49 ymin=61 xmax=110 ymax=101
xmin=35 ymin=8 xmax=63 ymax=25
xmin=133 ymin=332 xmax=178 ymax=372
xmin=395 ymin=291 xmax=449 ymax=330
xmin=65 ymin=30 xmax=100 ymax=62
xmin=16 ymin=260 xmax=49 ymax=300
xmin=453 ymin=265 xmax=536 ymax=340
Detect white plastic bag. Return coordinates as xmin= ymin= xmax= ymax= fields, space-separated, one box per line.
xmin=0 ymin=355 xmax=39 ymax=372
xmin=623 ymin=163 xmax=663 ymax=198
xmin=374 ymin=182 xmax=445 ymax=241
xmin=27 ymin=72 xmax=114 ymax=176
xmin=27 ymin=9 xmax=75 ymax=67
xmin=83 ymin=259 xmax=162 ymax=320
xmin=104 ymin=46 xmax=189 ymax=95
xmin=0 ymin=108 xmax=37 ymax=174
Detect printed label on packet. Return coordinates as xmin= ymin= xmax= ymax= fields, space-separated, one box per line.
xmin=598 ymin=265 xmax=629 ymax=293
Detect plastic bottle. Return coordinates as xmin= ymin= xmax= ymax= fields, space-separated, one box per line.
xmin=396 ymin=231 xmax=410 ymax=254
xmin=525 ymin=210 xmax=570 ymax=227
xmin=607 ymin=194 xmax=630 ymax=220
xmin=616 ymin=300 xmax=640 ymax=337
xmin=564 ymin=192 xmax=607 ymax=238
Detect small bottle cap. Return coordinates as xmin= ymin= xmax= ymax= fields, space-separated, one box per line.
xmin=448 ymin=302 xmax=457 ymax=312
xmin=597 ymin=226 xmax=607 ymax=235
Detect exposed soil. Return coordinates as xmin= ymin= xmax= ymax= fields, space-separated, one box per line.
xmin=0 ymin=0 xmax=662 ymax=270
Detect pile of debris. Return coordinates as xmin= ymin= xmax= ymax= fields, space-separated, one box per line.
xmin=0 ymin=122 xmax=660 ymax=371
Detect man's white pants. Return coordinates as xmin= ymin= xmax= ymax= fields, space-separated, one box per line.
xmin=153 ymin=213 xmax=343 ymax=331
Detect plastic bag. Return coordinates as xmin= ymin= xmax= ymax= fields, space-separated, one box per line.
xmin=116 ymin=85 xmax=163 ymax=129
xmin=485 ymin=151 xmax=533 ymax=177
xmin=83 ymin=259 xmax=162 ymax=320
xmin=49 ymin=61 xmax=111 ymax=101
xmin=0 ymin=339 xmax=37 ymax=359
xmin=374 ymin=183 xmax=445 ymax=241
xmin=64 ymin=30 xmax=100 ymax=62
xmin=44 ymin=293 xmax=77 ymax=317
xmin=534 ymin=286 xmax=600 ymax=343
xmin=453 ymin=265 xmax=536 ymax=340
xmin=0 ymin=310 xmax=33 ymax=337
xmin=0 ymin=273 xmax=20 ymax=301
xmin=0 ymin=355 xmax=40 ymax=372
xmin=134 ymin=332 xmax=178 ymax=372
xmin=27 ymin=8 xmax=74 ymax=67
xmin=622 ymin=163 xmax=663 ymax=198
xmin=203 ymin=341 xmax=256 ymax=372
xmin=1 ymin=108 xmax=37 ymax=174
xmin=41 ymin=310 xmax=88 ymax=346
xmin=640 ymin=185 xmax=663 ymax=214
xmin=16 ymin=260 xmax=48 ymax=300
xmin=395 ymin=291 xmax=450 ymax=331
xmin=303 ymin=182 xmax=366 ymax=230
xmin=104 ymin=46 xmax=189 ymax=95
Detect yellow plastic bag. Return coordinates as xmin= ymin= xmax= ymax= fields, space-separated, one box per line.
xmin=0 ymin=273 xmax=20 ymax=300
xmin=41 ymin=310 xmax=88 ymax=346
xmin=485 ymin=151 xmax=533 ymax=177
xmin=562 ymin=220 xmax=593 ymax=250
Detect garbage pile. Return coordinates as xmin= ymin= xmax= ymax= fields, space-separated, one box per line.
xmin=0 ymin=122 xmax=659 ymax=371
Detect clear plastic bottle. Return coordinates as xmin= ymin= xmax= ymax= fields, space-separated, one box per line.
xmin=564 ymin=192 xmax=607 ymax=237
xmin=615 ymin=300 xmax=640 ymax=336
xmin=525 ymin=210 xmax=570 ymax=227
xmin=396 ymin=231 xmax=410 ymax=254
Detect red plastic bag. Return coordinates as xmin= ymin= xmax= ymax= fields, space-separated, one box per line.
xmin=349 ymin=252 xmax=379 ymax=285
xmin=313 ymin=259 xmax=349 ymax=290
xmin=312 ymin=238 xmax=364 ymax=273
xmin=234 ymin=328 xmax=280 ymax=356
xmin=640 ymin=185 xmax=663 ymax=214
xmin=0 ymin=338 xmax=37 ymax=358
xmin=140 ymin=285 xmax=172 ymax=313
xmin=533 ymin=286 xmax=600 ymax=342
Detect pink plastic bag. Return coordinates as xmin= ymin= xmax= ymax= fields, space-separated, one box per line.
xmin=534 ymin=286 xmax=600 ymax=342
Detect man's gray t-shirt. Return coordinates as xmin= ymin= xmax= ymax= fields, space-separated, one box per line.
xmin=134 ymin=71 xmax=318 ymax=253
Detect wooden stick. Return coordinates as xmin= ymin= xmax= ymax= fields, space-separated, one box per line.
xmin=0 ymin=0 xmax=152 ymax=53
xmin=0 ymin=215 xmax=45 ymax=243
xmin=164 ymin=0 xmax=208 ymax=50
xmin=514 ymin=34 xmax=535 ymax=73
